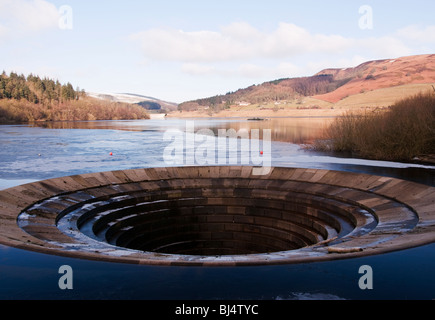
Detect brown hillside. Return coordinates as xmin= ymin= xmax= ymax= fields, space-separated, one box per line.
xmin=179 ymin=54 xmax=435 ymax=113
xmin=313 ymin=54 xmax=435 ymax=103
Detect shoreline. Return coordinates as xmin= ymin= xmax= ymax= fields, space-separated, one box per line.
xmin=166 ymin=108 xmax=349 ymax=119
xmin=0 ymin=107 xmax=353 ymax=124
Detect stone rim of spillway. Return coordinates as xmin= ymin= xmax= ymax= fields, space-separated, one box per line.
xmin=0 ymin=166 xmax=434 ymax=267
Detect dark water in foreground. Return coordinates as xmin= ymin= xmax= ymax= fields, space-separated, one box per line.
xmin=0 ymin=118 xmax=434 ymax=300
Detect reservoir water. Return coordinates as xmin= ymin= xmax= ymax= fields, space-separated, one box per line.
xmin=0 ymin=118 xmax=434 ymax=300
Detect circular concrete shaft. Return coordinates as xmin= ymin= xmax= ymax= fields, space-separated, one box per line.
xmin=0 ymin=166 xmax=434 ymax=266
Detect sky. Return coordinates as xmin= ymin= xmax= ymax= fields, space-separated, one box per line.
xmin=1 ymin=0 xmax=435 ymax=103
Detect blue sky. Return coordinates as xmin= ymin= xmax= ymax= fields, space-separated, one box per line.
xmin=1 ymin=0 xmax=435 ymax=103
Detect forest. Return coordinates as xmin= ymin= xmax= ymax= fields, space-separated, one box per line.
xmin=0 ymin=71 xmax=80 ymax=104
xmin=0 ymin=71 xmax=149 ymax=123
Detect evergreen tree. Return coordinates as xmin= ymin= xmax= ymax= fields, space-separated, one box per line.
xmin=61 ymin=82 xmax=76 ymax=101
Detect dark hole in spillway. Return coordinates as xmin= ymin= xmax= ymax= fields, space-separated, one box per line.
xmin=75 ymin=184 xmax=358 ymax=256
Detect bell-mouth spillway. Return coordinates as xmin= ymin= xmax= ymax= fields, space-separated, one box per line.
xmin=0 ymin=166 xmax=434 ymax=266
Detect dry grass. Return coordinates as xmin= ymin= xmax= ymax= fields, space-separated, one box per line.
xmin=334 ymin=83 xmax=435 ymax=109
xmin=313 ymin=91 xmax=435 ymax=161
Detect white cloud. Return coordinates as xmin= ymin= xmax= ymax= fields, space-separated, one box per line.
xmin=397 ymin=25 xmax=435 ymax=43
xmin=262 ymin=23 xmax=352 ymax=58
xmin=220 ymin=22 xmax=260 ymax=42
xmin=130 ymin=27 xmax=249 ymax=63
xmin=0 ymin=0 xmax=60 ymax=35
xmin=132 ymin=21 xmax=416 ymax=62
xmin=130 ymin=22 xmax=358 ymax=63
xmin=130 ymin=22 xmax=418 ymax=78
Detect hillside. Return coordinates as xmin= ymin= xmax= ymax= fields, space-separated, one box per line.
xmin=314 ymin=54 xmax=435 ymax=103
xmin=177 ymin=54 xmax=435 ymax=115
xmin=0 ymin=72 xmax=150 ymax=123
xmin=178 ymin=74 xmax=350 ymax=112
xmin=88 ymin=92 xmax=178 ymax=112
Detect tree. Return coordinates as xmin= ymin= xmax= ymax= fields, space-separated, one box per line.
xmin=61 ymin=83 xmax=76 ymax=101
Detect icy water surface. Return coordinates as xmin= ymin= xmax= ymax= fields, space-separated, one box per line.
xmin=0 ymin=118 xmax=434 ymax=300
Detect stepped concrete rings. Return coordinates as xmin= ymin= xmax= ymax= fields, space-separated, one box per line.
xmin=0 ymin=166 xmax=434 ymax=266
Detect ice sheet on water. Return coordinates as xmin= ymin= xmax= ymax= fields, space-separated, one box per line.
xmin=1 ymin=120 xmax=434 ymax=186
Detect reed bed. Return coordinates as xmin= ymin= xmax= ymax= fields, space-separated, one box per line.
xmin=313 ymin=92 xmax=435 ymax=161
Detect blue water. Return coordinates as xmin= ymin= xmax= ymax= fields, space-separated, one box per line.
xmin=0 ymin=119 xmax=434 ymax=300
